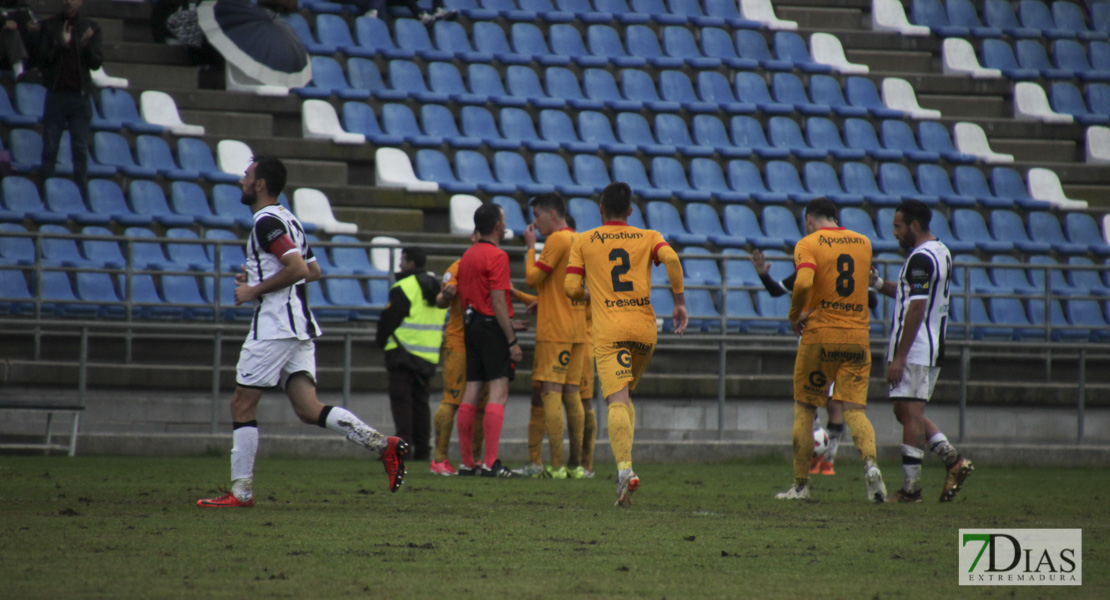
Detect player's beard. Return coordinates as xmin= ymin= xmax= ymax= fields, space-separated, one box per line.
xmin=240 ymin=189 xmax=256 ymax=206
xmin=898 ymin=231 xmax=917 ymax=251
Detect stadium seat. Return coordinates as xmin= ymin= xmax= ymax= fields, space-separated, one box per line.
xmin=662 ymin=26 xmax=722 ymax=69
xmin=394 ymin=18 xmax=452 ymax=61
xmin=773 ymin=31 xmax=831 ymax=73
xmin=1064 ymin=213 xmax=1110 ymax=256
xmin=39 ymin=224 xmax=97 ymax=269
xmin=164 ymin=228 xmax=214 ymax=272
xmin=1015 ymin=82 xmax=1074 ymax=124
xmin=582 ymin=68 xmax=640 ymax=111
xmin=844 ymin=76 xmax=906 ymax=118
xmin=945 ymin=37 xmax=1005 ymax=77
xmin=619 ymin=69 xmax=680 ymax=112
xmin=840 ymin=162 xmax=899 ymax=207
xmin=802 ymin=162 xmax=865 ymax=207
xmin=915 ymin=164 xmax=977 ymax=208
xmin=126 ymin=272 xmax=182 ymax=318
xmin=491 ymin=197 xmax=528 ymax=237
xmin=733 ymin=72 xmax=791 ymax=114
xmin=1049 ymin=83 xmax=1110 ymax=125
xmin=567 ymin=197 xmax=603 ymax=231
xmin=688 ymin=157 xmax=748 ymax=203
xmin=991 ymin=166 xmax=1048 ymax=211
xmin=611 ymin=156 xmax=672 ymax=200
xmin=550 ymin=24 xmax=606 ymax=67
xmin=176 ymin=138 xmax=239 ymax=183
xmin=572 ymin=154 xmax=614 ymax=193
xmin=765 ymin=160 xmax=819 ymax=203
xmin=984 ymin=0 xmax=1039 ymax=38
xmin=414 ymin=150 xmax=475 ymax=194
xmin=293 ymin=188 xmax=358 ymax=235
xmin=449 ymin=195 xmax=482 ymax=236
xmin=302 ymin=100 xmax=365 ymax=145
xmin=953 ymin=122 xmax=1013 ymax=165
xmin=645 ymin=201 xmax=709 ymax=245
xmin=381 ymin=103 xmax=442 ymax=147
xmin=952 ymin=165 xmax=1010 ymax=209
xmin=494 ymin=151 xmax=555 ymax=196
xmin=129 ymin=180 xmax=194 ymax=228
xmin=354 ymin=15 xmax=413 ymax=59
xmin=43 ymin=178 xmax=110 ymax=226
xmin=93 ymin=131 xmax=159 ymax=178
xmin=917 ymin=121 xmax=977 ymax=164
xmin=38 ymin=270 xmax=99 ymax=318
xmin=771 ymin=72 xmax=830 ymax=116
xmin=685 ymin=203 xmax=745 ymax=248
xmin=510 ymin=23 xmax=568 ymax=66
xmin=844 ymin=119 xmax=902 ymax=161
xmin=878 ymin=162 xmax=940 ymax=205
xmin=420 ymin=104 xmax=480 ymax=148
xmin=427 ymin=62 xmax=487 ymax=106
xmin=722 ymin=159 xmax=786 ymax=205
xmin=1016 ymin=39 xmax=1073 ymax=79
xmin=8 ymin=129 xmax=116 ymax=178
xmin=500 ymin=107 xmax=558 ymax=152
xmin=99 ymin=88 xmax=162 ymax=134
xmin=625 ymin=25 xmax=683 ymax=68
xmin=539 ymin=110 xmax=599 ymax=154
xmin=470 ymin=21 xmax=528 ymax=65
xmin=951 ymin=254 xmax=999 ymax=295
xmin=1027 ymin=168 xmax=1087 ymax=210
xmin=981 ymin=38 xmax=1039 ymax=79
xmin=1 ymin=176 xmax=70 ymax=225
xmin=741 ymin=0 xmax=798 ymax=30
xmin=704 ymin=0 xmax=760 ymax=28
xmin=651 ymin=156 xmax=713 ymax=202
xmin=375 ymin=147 xmax=439 ymax=192
xmin=699 ymin=27 xmax=759 ymax=70
xmin=912 ymin=0 xmax=971 ymax=36
xmin=0 ymin=86 xmax=37 ymax=126
xmin=734 ymin=30 xmax=791 ymax=72
xmin=1026 ymin=211 xmax=1086 ymax=256
xmin=754 ymin=290 xmax=792 ymax=334
xmin=555 ymin=0 xmax=612 ymax=24
xmin=767 ymin=116 xmax=825 ymax=160
xmin=203 ymin=229 xmax=247 ymax=272
xmin=1053 ymin=39 xmax=1110 ymax=82
xmin=383 ymin=60 xmax=448 ymax=103
xmin=451 ymin=150 xmax=514 ymax=194
xmin=808 ymin=75 xmax=868 ymax=118
xmin=616 ymin=112 xmax=677 ymax=156
xmin=881 ymin=78 xmax=942 ymax=119
xmin=664 ymin=0 xmax=724 ymax=27
xmin=434 ymin=20 xmax=494 ymax=63
xmin=658 ymin=70 xmax=717 ymax=113
xmin=506 ymin=65 xmax=567 ymax=108
xmin=533 ymin=153 xmax=594 ymax=196
xmin=460 ymin=105 xmax=517 ymax=150
xmin=327 ymin=234 xmax=376 ymax=275
xmin=881 ymin=120 xmax=940 ymax=162
xmin=951 ymin=208 xmax=1014 ymax=253
xmin=761 ymin=205 xmax=804 ymax=246
xmin=839 ymin=207 xmax=897 ymax=252
xmin=586 ymin=24 xmax=648 ymax=68
xmin=804 ymin=117 xmax=865 ymax=160
xmin=989 ymin=254 xmax=1041 ymax=295
xmin=1027 ymin=254 xmax=1082 ymax=296
xmin=730 ymin=115 xmax=789 ymax=159
xmin=132 ymin=135 xmax=196 ymax=181
xmin=74 ymin=271 xmax=124 ymax=318
xmin=545 ymin=67 xmax=604 ymax=110
xmin=931 ymin=212 xmax=979 ymax=254
xmin=990 ymin=210 xmax=1052 ymax=254
xmin=0 ymin=223 xmax=35 ymax=266
xmin=987 ymin=297 xmax=1041 ymax=340
xmin=810 ymin=32 xmax=869 ymax=74
xmin=947 ymin=0 xmax=1003 ymax=37
xmin=695 ymin=71 xmax=757 ymax=114
xmin=691 ymin=115 xmax=753 ymax=158
xmin=345 ymin=57 xmax=393 ymax=99
xmin=1063 ymin=299 xmax=1110 ymax=341
xmin=1017 ymin=0 xmax=1072 ymax=39
xmin=79 ymin=226 xmax=126 ymax=270
xmin=210 ymin=184 xmax=256 ymax=228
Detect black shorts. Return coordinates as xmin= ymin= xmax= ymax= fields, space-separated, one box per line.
xmin=464 ymin=313 xmax=515 ymax=382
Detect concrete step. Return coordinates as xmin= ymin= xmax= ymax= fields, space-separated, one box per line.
xmin=285 ymin=159 xmax=349 ymax=187
xmin=870 ymin=72 xmax=1012 ymax=97
xmin=846 ymin=49 xmax=935 ymax=73
xmin=921 ymin=93 xmax=1009 ymax=119
xmin=101 ymin=61 xmax=198 ymax=91
xmin=1064 ymin=185 xmax=1110 ymax=207
xmin=307 ymin=184 xmax=449 ymax=211
xmin=778 ymin=6 xmax=864 ymax=30
xmin=180 ymin=110 xmax=274 ymax=139
xmin=331 ymin=207 xmax=426 ymax=234
xmin=103 ymin=42 xmax=193 ymax=66
xmin=994 ymin=139 xmax=1080 ymax=163
xmin=819 ymin=30 xmax=941 ymax=53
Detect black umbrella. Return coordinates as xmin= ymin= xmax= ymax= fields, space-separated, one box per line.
xmin=197 ymin=0 xmax=312 ymax=88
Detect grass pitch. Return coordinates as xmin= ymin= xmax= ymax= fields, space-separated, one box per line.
xmin=0 ymin=455 xmax=1106 ymax=599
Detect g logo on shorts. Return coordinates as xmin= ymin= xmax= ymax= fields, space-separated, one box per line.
xmin=808 ymin=370 xmax=827 ymax=388
xmin=616 ymin=349 xmax=632 ymax=368
xmin=558 ymin=350 xmax=571 ymax=366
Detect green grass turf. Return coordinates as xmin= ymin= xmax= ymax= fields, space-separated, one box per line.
xmin=0 ymin=456 xmax=1105 ymax=599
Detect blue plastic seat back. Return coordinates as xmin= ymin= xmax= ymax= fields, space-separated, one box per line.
xmin=342 ymin=102 xmax=385 ymax=137
xmin=414 ymin=149 xmax=460 ymax=185
xmin=395 ymin=18 xmax=439 ymax=54
xmin=421 ymin=104 xmax=464 ymax=138
xmin=761 ymin=205 xmax=802 ymax=241
xmin=545 ymin=66 xmax=589 ymax=101
xmin=948 ymin=0 xmax=989 ymax=28
xmin=691 ymin=114 xmax=731 ymax=147
xmin=654 ymin=113 xmax=696 ymax=147
xmin=204 ymin=229 xmax=247 ymax=271
xmin=2 ymin=176 xmax=48 ymax=214
xmin=662 ymin=26 xmax=704 ymax=59
xmin=735 ymin=30 xmax=775 ymax=61
xmin=210 ymin=184 xmax=253 ymax=223
xmin=568 ymin=197 xmax=604 ymax=230
xmin=511 ymin=22 xmax=554 ymax=56
xmin=1053 ymin=39 xmax=1095 ymax=71
xmin=878 ymin=163 xmax=922 ymax=196
xmin=611 ymin=156 xmax=655 ymax=191
xmin=330 ymin=234 xmax=375 ymax=273
xmin=918 ymin=121 xmax=961 ymax=154
xmin=381 ymin=103 xmax=424 ymax=137
xmin=491 ymin=197 xmax=530 ymax=234
xmin=15 ymin=82 xmax=46 ymax=119
xmin=616 ymin=112 xmax=659 ymax=146
xmin=729 ymin=115 xmax=773 ymax=150
xmin=176 ymin=138 xmax=221 ymax=173
xmin=620 ymin=69 xmax=665 ymax=103
xmin=539 ymin=110 xmax=583 ymax=145
xmin=805 ymin=117 xmax=850 ymax=152
xmin=388 ymin=60 xmax=432 ymax=95
xmin=990 ymin=210 xmax=1036 ymax=246
xmin=696 ymin=71 xmax=741 ymax=105
xmin=701 ymin=27 xmax=742 ymax=61
xmin=572 ymin=153 xmax=612 ymax=189
xmin=734 ymin=71 xmax=776 ymax=105
xmin=768 ymin=116 xmax=809 ymax=150
xmin=506 ymin=65 xmax=553 ymax=99
xmin=500 ymin=107 xmax=542 ymax=143
xmin=435 ymin=20 xmax=477 ymax=54
xmin=773 ymin=31 xmax=817 ymax=66
xmin=838 ymin=206 xmax=880 ymax=238
xmin=990 ymin=254 xmax=1036 ymax=290
xmin=473 ymin=21 xmax=515 ymax=55
xmin=550 ymin=24 xmax=590 ymax=57
xmin=982 ymin=38 xmax=1023 ymax=70
xmin=727 ymin=159 xmax=772 ymax=194
xmin=123 ymin=226 xmax=171 ymax=268
xmin=577 ymin=110 xmax=622 ymax=146
xmin=685 ymin=202 xmax=728 ymax=239
xmin=803 ymin=161 xmax=847 ymax=195
xmin=39 ymin=224 xmax=85 ymax=266
xmin=645 ymin=201 xmax=687 ymax=238
xmin=916 ymin=163 xmax=959 ymax=196
xmin=990 ymin=167 xmax=1035 ymax=203
xmin=912 ymin=0 xmax=952 ymax=28
xmin=136 ymin=135 xmax=182 ymax=172
xmin=841 ymin=162 xmax=883 ymax=196
xmin=651 ymin=156 xmax=696 ymax=192
xmin=428 ymin=62 xmax=469 ymax=96
xmin=689 ymin=157 xmax=732 ymax=192
xmin=93 ymin=131 xmax=140 ymax=169
xmin=461 ymin=105 xmax=504 ymax=140
xmin=583 ymin=68 xmax=627 ymax=103
xmin=764 ymin=161 xmax=807 ymax=197
xmin=1015 ymin=39 xmax=1057 ymax=71
xmin=346 ymin=57 xmax=387 ymax=94
xmin=455 ymin=150 xmax=499 ymax=185
xmin=533 ymin=153 xmax=574 ymax=187
xmin=165 ymin=228 xmax=211 ymax=268
xmin=43 ymin=178 xmax=93 ymax=217
xmin=1064 ymin=212 xmax=1109 ymax=248
xmin=626 ymin=25 xmax=666 ymax=60
xmin=809 ymin=74 xmax=852 ymax=108
xmin=587 ymin=24 xmax=633 ymax=58
xmin=658 ymin=70 xmax=700 ymax=104
xmin=99 ymin=88 xmax=145 ymax=124
xmin=1028 ymin=211 xmax=1070 ymax=246
xmin=984 ymin=0 xmax=1024 ymax=30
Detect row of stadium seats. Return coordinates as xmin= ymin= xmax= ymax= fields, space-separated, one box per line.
xmin=978 ymin=37 xmax=1110 ymax=81
xmin=439 ymin=0 xmax=762 ymax=25
xmin=292 ymin=57 xmax=906 ymax=118
xmin=912 ymin=0 xmax=1110 ymax=41
xmin=0 ymin=85 xmax=161 ymax=132
xmin=288 ymin=14 xmax=829 ymax=73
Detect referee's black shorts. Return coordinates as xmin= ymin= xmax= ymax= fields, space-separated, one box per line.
xmin=464 ymin=313 xmax=514 ymax=382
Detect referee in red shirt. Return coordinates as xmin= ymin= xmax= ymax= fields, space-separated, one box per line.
xmin=455 ymin=203 xmax=523 ymax=477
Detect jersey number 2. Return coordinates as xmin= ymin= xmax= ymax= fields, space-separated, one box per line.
xmin=836 ymin=254 xmax=854 ymax=297
xmin=609 ymin=248 xmax=633 ymax=292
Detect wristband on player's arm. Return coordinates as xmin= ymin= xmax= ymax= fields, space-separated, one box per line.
xmin=508 ymin=338 xmax=519 ymax=347
xmin=871 ymin=276 xmax=884 ymax=291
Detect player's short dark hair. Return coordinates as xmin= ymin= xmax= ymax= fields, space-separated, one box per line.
xmin=566 ymin=214 xmax=576 ymax=230
xmin=600 ymin=182 xmax=632 ymax=218
xmin=251 ymin=156 xmax=287 ymax=197
xmin=529 ymin=192 xmax=566 ymax=217
xmin=805 ymin=197 xmax=837 ymax=223
xmin=402 ymin=246 xmax=426 ymax=269
xmin=473 ymin=203 xmax=504 ymax=235
xmin=896 ymin=199 xmax=932 ymax=232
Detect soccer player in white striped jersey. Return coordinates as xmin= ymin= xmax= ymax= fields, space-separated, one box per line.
xmin=871 ymin=200 xmax=973 ymax=503
xmin=197 ymin=156 xmax=407 ymax=508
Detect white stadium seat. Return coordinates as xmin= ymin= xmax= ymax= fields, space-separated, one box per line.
xmin=374 ymin=148 xmax=439 ymax=192
xmin=871 ymin=0 xmax=929 ymax=36
xmin=217 ymin=139 xmax=254 ymax=176
xmin=810 ymin=33 xmax=869 ymax=75
xmin=371 ymin=236 xmax=402 ymax=273
xmin=301 ymin=100 xmax=365 ymax=145
xmin=953 ymin=122 xmax=1014 ymax=164
xmin=91 ymin=66 xmax=129 ymax=89
xmin=942 ymin=38 xmax=1002 ymax=79
xmin=449 ymin=194 xmax=483 ymax=236
xmin=881 ymin=78 xmax=941 ymax=119
xmin=1085 ymin=126 xmax=1110 ymax=164
xmin=1014 ymin=82 xmax=1074 ymax=124
xmin=292 ymin=188 xmax=358 ymax=234
xmin=741 ymin=0 xmax=798 ymax=30
xmin=1027 ymin=168 xmax=1088 ymax=210
xmin=140 ymin=90 xmax=205 ymax=137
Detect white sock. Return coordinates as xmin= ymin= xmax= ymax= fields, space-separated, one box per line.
xmin=231 ymin=424 xmax=258 ymax=500
xmin=324 ymin=406 xmax=387 ymax=453
xmin=927 ymin=432 xmax=959 ymax=466
xmin=901 ymin=444 xmax=924 ymax=493
xmin=825 ymin=424 xmax=844 ymax=462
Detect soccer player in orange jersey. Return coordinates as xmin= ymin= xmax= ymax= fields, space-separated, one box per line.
xmin=523 ymin=193 xmax=588 ymax=479
xmin=777 ymin=198 xmax=886 ymax=503
xmin=565 ymin=182 xmax=688 ymax=507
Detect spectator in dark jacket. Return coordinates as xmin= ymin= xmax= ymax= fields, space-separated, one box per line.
xmin=36 ymin=0 xmax=101 ymax=197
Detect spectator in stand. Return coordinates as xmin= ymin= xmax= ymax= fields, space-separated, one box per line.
xmin=1 ymin=0 xmax=39 ymax=80
xmin=358 ymin=0 xmax=457 ymax=24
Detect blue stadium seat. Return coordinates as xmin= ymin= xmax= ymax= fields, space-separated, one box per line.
xmin=282 ymin=13 xmax=334 ymax=54
xmin=0 ymin=85 xmax=37 ymax=126
xmin=767 ymin=116 xmax=825 ymax=160
xmin=629 ymin=0 xmax=685 ymax=24
xmin=414 ymin=149 xmax=479 ymax=193
xmin=330 ymin=234 xmax=377 ymax=274
xmin=616 ymin=112 xmax=676 ymax=156
xmin=654 ymin=113 xmax=712 ymax=157
xmin=1085 ymin=82 xmax=1110 ymax=116
xmin=987 ymin=297 xmax=1041 ymax=340
xmin=483 ymin=0 xmax=540 ymax=21
xmin=74 ymin=270 xmax=125 ymax=318
xmin=491 ymin=197 xmax=530 ymax=236
xmin=989 ymin=166 xmax=1050 ymax=210
xmin=983 ymin=0 xmax=1039 ymax=37
xmin=1095 ymin=41 xmax=1110 ymax=71
xmin=930 ymin=212 xmax=977 ymax=254
xmin=726 ymin=159 xmax=789 ymax=204
xmin=839 ymin=207 xmax=897 ymax=252
xmin=916 ymin=164 xmax=977 ymax=208
xmin=720 ymin=247 xmax=764 ymax=288
xmin=0 ymin=223 xmax=36 ymax=266
xmin=773 ymin=31 xmax=832 ymax=73
xmin=393 ymin=18 xmax=452 ymax=61
xmin=691 ymin=115 xmax=751 ymax=158
xmin=417 ymin=105 xmax=477 ymax=149
xmin=500 ymin=107 xmax=559 ymax=151
xmin=878 ymin=163 xmax=940 ymax=205
xmin=761 ymin=205 xmax=804 ymax=246
xmin=594 ymin=0 xmax=652 ymax=23
xmin=385 ymin=60 xmax=448 ymax=103
xmin=808 ymin=75 xmax=868 ymax=118
xmin=39 ymin=224 xmax=96 ymax=268
xmin=343 ymin=57 xmax=391 ymax=99
xmin=161 ymin=273 xmax=215 ymax=319
xmin=771 ymin=73 xmax=830 ymax=116
xmin=685 ymin=202 xmax=746 ymax=247
xmin=77 ymin=226 xmax=125 ymax=270
xmin=918 ymin=121 xmax=978 ymax=164
xmin=314 ymin=14 xmax=373 ymax=58
xmin=802 ymin=162 xmax=865 ymax=207
xmin=699 ymin=27 xmax=759 ymax=70
xmin=688 ymin=157 xmax=747 ymax=203
xmin=729 ymin=115 xmax=788 ymax=160
xmin=912 ymin=0 xmax=971 ymax=36
xmin=611 ymin=156 xmax=672 ymax=200
xmin=703 ymin=0 xmax=760 ymax=28
xmin=93 ymin=132 xmax=158 ymax=179
xmin=8 ymin=129 xmax=115 ymax=178
xmin=844 ymin=77 xmax=906 ymax=118
xmin=492 ymin=150 xmax=552 ymax=195
xmin=988 ymin=254 xmax=1040 ymax=295
xmin=695 ymin=71 xmax=757 ymax=114
xmin=539 ymin=110 xmax=599 ymax=154
xmin=662 ymin=26 xmax=721 ymax=69
xmin=1018 ymin=0 xmax=1073 ymax=39
xmin=201 ymin=274 xmax=253 ymax=321
xmin=556 ymin=0 xmax=613 ymax=23
xmin=434 ymin=20 xmax=494 ymax=63
xmin=123 ymin=227 xmax=183 ymax=271
xmin=43 ymin=177 xmax=110 ymax=226
xmin=339 ymin=103 xmax=401 ymax=146
xmin=952 ymin=165 xmax=1010 ymax=209
xmin=471 ymin=21 xmax=530 ymax=65
xmin=840 ymin=162 xmax=899 ymax=207
xmin=128 ymin=180 xmax=194 ymax=228
xmin=586 ymin=24 xmax=648 ymax=67
xmin=844 ymin=119 xmax=902 ymax=161
xmin=510 ymin=22 xmax=568 ymax=66
xmin=303 ymin=234 xmax=344 ymax=275
xmin=620 ymin=69 xmax=681 ymax=112
xmin=947 ymin=0 xmax=1004 ymax=37
xmin=754 ymin=291 xmax=792 ymax=334
xmin=455 ymin=151 xmax=515 ymax=195
xmin=981 ymin=38 xmax=1039 ymax=79
xmin=880 ymin=120 xmax=940 ymax=162
xmin=765 ymin=161 xmax=818 ymax=204
xmin=1053 ymin=39 xmax=1110 ymax=81
xmin=506 ymin=65 xmax=567 ymax=108
xmin=804 ymin=117 xmax=866 ymax=160
xmin=733 ymin=72 xmax=791 ymax=114
xmin=460 ymin=105 xmax=516 ymax=150
xmin=545 ymin=66 xmax=605 ymax=110
xmin=666 ymin=0 xmax=723 ymax=26
xmin=1064 ymin=299 xmax=1110 ymax=341
xmin=1064 ymin=212 xmax=1110 ymax=256
xmin=577 ymin=110 xmax=637 ymax=154
xmin=1050 ymin=82 xmax=1109 ymax=124
xmin=651 ymin=156 xmax=713 ymax=202
xmin=952 ymin=208 xmax=1014 ymax=253
xmin=176 ymin=138 xmax=240 ymax=183
xmin=134 ymin=135 xmax=197 ymax=181
xmin=37 ymin=270 xmax=99 ymax=318
xmin=1022 ymin=296 xmax=1072 ymax=340
xmin=427 ymin=62 xmax=487 ymax=106
xmin=568 ymin=197 xmax=603 ymax=231
xmin=572 ymin=154 xmax=613 ymax=193
xmin=582 ymin=68 xmax=640 ymax=111
xmin=210 ymin=184 xmax=255 ymax=228
xmin=533 ymin=153 xmax=593 ymax=196
xmin=353 ymin=15 xmax=412 ymax=59
xmin=1 ymin=176 xmax=68 ymax=224
xmin=203 ymin=229 xmax=247 ymax=272
xmin=645 ymin=201 xmax=709 ymax=245
xmin=874 ymin=208 xmax=898 ymax=245
xmin=164 ymin=228 xmax=214 ymax=271
xmin=99 ymin=89 xmax=162 ymax=134
xmin=1028 ymin=211 xmax=1088 ymax=255
xmin=89 ymin=95 xmax=121 ymax=131
xmin=1094 ymin=3 xmax=1110 ymax=35
xmin=989 ymin=209 xmax=1052 ymax=254
xmin=735 ymin=30 xmax=791 ymax=71
xmin=381 ymin=103 xmax=441 ymax=147
xmin=550 ymin=24 xmax=607 ymax=67
xmin=658 ymin=70 xmax=717 ymax=113
xmin=1015 ymin=39 xmax=1073 ymax=79
xmin=952 ymin=253 xmax=1000 ymax=294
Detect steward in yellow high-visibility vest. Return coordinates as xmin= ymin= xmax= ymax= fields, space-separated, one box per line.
xmin=376 ymin=247 xmax=447 ymax=461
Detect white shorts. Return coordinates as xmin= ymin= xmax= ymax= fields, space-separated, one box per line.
xmin=236 ymin=338 xmax=317 ymax=389
xmin=889 ymin=363 xmax=941 ymax=402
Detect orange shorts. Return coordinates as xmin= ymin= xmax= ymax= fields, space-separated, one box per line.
xmin=793 ymin=341 xmax=870 ymax=408
xmin=532 ymin=341 xmax=587 ymax=386
xmin=440 ymin=342 xmax=488 ymax=406
xmin=595 ymin=341 xmax=655 ymax=400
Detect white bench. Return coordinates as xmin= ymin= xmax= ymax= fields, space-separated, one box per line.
xmin=0 ymin=402 xmax=84 ymax=456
